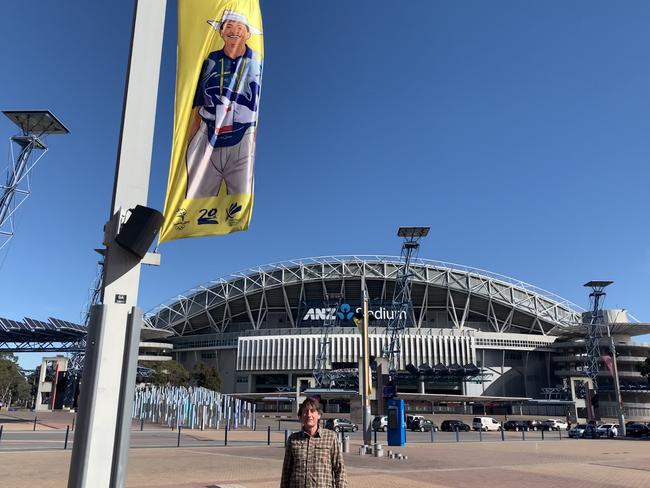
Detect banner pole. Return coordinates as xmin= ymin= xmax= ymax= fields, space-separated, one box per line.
xmin=67 ymin=1 xmax=166 ymax=486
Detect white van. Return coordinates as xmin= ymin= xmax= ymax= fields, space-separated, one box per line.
xmin=472 ymin=417 xmax=502 ymax=431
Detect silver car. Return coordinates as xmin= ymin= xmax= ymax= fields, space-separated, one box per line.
xmin=596 ymin=424 xmax=619 ymax=437
xmin=568 ymin=424 xmax=587 ymax=438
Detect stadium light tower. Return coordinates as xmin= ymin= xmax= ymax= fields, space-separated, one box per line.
xmin=583 ymin=280 xmax=612 ymax=420
xmin=383 ymin=226 xmax=429 ymax=379
xmin=0 ymin=110 xmax=69 ymax=252
xmin=313 ymin=292 xmax=343 ymax=388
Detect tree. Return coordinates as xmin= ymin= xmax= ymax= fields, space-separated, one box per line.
xmin=11 ymin=376 xmax=32 ymax=406
xmin=191 ymin=362 xmax=221 ymax=391
xmin=0 ymin=356 xmax=27 ymax=407
xmin=140 ymin=360 xmax=190 ymax=386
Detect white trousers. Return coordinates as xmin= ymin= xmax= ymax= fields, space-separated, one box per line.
xmin=185 ymin=122 xmax=255 ymax=198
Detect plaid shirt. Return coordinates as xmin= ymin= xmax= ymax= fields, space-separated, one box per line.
xmin=281 ymin=427 xmax=347 ymax=488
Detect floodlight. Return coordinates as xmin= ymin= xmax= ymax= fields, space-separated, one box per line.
xmin=397 ymin=226 xmax=430 ymax=238
xmin=1 ymin=109 xmax=68 ymax=252
xmin=583 ymin=281 xmax=613 ymax=289
xmin=3 ymin=110 xmax=69 ymax=135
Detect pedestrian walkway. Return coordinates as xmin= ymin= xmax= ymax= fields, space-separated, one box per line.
xmin=1 ymin=437 xmax=649 ymax=487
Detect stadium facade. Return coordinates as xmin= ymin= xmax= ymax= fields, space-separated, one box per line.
xmin=146 ymin=256 xmax=650 ymax=420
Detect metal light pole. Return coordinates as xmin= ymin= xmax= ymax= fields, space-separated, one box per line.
xmin=67 ymin=2 xmax=166 ymax=487
xmin=583 ymin=280 xmax=612 ymax=421
xmin=1 ymin=110 xmax=68 ymax=252
xmin=361 ymin=283 xmax=372 ymax=446
xmin=384 ymin=227 xmax=429 ymax=380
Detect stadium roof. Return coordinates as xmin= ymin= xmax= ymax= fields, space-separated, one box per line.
xmin=146 ymin=255 xmax=590 ymax=337
xmin=552 ymin=321 xmax=650 ymax=338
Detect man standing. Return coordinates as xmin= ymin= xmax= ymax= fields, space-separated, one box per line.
xmin=186 ymin=9 xmax=263 ymax=199
xmin=281 ymin=397 xmax=347 ymax=488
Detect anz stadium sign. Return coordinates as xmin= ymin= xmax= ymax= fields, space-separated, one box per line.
xmin=298 ymin=301 xmax=407 ymax=326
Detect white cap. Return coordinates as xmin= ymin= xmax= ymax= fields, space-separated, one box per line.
xmin=207 ymin=10 xmax=262 ymax=35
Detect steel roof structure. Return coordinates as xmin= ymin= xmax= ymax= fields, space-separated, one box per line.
xmin=0 ymin=317 xmax=86 ymax=352
xmin=0 ymin=315 xmax=171 ymax=353
xmin=553 ymin=321 xmax=650 ymax=338
xmin=146 ymin=255 xmax=585 ymax=337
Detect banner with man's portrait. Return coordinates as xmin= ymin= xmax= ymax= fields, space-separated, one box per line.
xmin=160 ymin=0 xmax=263 ymax=243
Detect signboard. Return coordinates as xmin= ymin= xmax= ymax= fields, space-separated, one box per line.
xmin=296 ymin=300 xmax=411 ymax=327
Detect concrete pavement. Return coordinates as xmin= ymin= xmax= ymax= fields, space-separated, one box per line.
xmin=1 ymin=437 xmax=650 ymax=487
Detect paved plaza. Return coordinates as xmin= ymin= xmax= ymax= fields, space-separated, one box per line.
xmin=2 ymin=433 xmax=650 ymax=487
xmin=2 ymin=411 xmax=650 ymax=487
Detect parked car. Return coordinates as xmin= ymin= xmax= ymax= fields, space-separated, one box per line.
xmin=596 ymin=424 xmax=619 ymax=438
xmin=582 ymin=424 xmax=602 ymax=439
xmin=542 ymin=419 xmax=568 ymax=431
xmin=372 ymin=415 xmax=387 ymax=432
xmin=568 ymin=424 xmax=588 ymax=438
xmin=406 ymin=415 xmax=425 ymax=429
xmin=472 ymin=417 xmax=502 ymax=432
xmin=440 ymin=420 xmax=471 ymax=432
xmin=626 ymin=423 xmax=650 ymax=438
xmin=526 ymin=420 xmax=543 ymax=431
xmin=411 ymin=418 xmax=438 ymax=432
xmin=324 ymin=418 xmax=358 ymax=433
xmin=503 ymin=420 xmax=529 ymax=432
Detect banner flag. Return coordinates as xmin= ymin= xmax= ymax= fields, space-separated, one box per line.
xmin=160 ymin=0 xmax=263 ymax=243
xmin=601 ymin=354 xmax=615 ymax=377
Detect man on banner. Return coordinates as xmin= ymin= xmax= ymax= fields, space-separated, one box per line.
xmin=186 ymin=9 xmax=262 ymax=199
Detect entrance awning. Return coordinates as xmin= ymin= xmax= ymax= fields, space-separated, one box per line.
xmin=397 ymin=393 xmax=532 ymax=404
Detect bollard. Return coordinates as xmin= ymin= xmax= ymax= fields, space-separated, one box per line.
xmin=541 ymin=429 xmax=545 ymax=440
xmin=343 ymin=435 xmax=350 ymax=453
xmin=64 ymin=425 xmax=70 ymax=450
xmin=284 ymin=429 xmax=290 ymax=447
xmin=177 ymin=425 xmax=182 ymax=447
xmin=33 ymin=416 xmax=37 ymax=431
xmin=430 ymin=428 xmax=435 ymax=443
xmin=0 ymin=425 xmax=3 ymax=442
xmin=140 ymin=417 xmax=145 ymax=431
xmin=374 ymin=429 xmax=377 ymax=445
xmin=455 ymin=428 xmax=459 ymax=442
xmin=522 ymin=430 xmax=525 ymax=441
xmin=225 ymin=424 xmax=229 ymax=446
xmin=267 ymin=425 xmax=271 ymax=446
xmin=479 ymin=428 xmax=482 ymax=442
xmin=501 ymin=427 xmax=505 ymax=441
xmin=72 ymin=416 xmax=75 ymax=431
xmin=373 ymin=443 xmax=384 ymax=457
xmin=558 ymin=428 xmax=562 ymax=440
xmin=278 ymin=420 xmax=281 ymax=431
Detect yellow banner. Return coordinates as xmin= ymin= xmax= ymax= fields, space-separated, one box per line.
xmin=160 ymin=0 xmax=263 ymax=243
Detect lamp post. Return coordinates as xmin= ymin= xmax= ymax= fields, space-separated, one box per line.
xmin=67 ymin=2 xmax=166 ymax=487
xmin=361 ymin=284 xmax=372 ymax=446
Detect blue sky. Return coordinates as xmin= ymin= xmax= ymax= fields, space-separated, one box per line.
xmin=1 ymin=1 xmax=649 ymax=368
